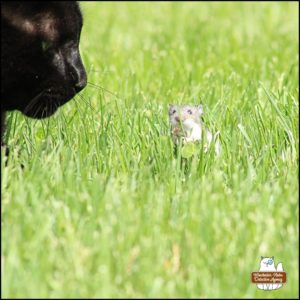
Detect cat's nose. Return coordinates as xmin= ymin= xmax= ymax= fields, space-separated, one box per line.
xmin=71 ymin=68 xmax=87 ymax=92
xmin=74 ymin=75 xmax=87 ymax=92
xmin=68 ymin=56 xmax=87 ymax=93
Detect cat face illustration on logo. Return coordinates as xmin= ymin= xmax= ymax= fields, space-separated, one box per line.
xmin=259 ymin=256 xmax=276 ymax=271
xmin=256 ymin=256 xmax=285 ymax=291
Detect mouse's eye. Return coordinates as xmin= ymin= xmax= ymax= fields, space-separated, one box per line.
xmin=187 ymin=109 xmax=193 ymax=115
xmin=172 ymin=109 xmax=176 ymax=114
xmin=41 ymin=40 xmax=53 ymax=52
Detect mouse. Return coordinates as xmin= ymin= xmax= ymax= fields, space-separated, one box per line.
xmin=168 ymin=104 xmax=220 ymax=155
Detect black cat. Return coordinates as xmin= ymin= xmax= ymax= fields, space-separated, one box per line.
xmin=1 ymin=1 xmax=87 ymax=144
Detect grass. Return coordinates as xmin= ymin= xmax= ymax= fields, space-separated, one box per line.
xmin=1 ymin=1 xmax=299 ymax=298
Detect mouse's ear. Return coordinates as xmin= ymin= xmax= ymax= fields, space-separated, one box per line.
xmin=168 ymin=104 xmax=174 ymax=112
xmin=198 ymin=104 xmax=204 ymax=115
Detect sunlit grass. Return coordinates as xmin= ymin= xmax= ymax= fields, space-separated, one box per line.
xmin=1 ymin=2 xmax=299 ymax=298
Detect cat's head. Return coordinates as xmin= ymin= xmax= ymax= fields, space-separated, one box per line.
xmin=260 ymin=256 xmax=275 ymax=270
xmin=1 ymin=2 xmax=87 ymax=119
xmin=168 ymin=104 xmax=203 ymax=126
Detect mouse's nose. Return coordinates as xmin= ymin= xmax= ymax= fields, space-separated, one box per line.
xmin=175 ymin=116 xmax=180 ymax=122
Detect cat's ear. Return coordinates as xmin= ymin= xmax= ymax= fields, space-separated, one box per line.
xmin=198 ymin=104 xmax=204 ymax=115
xmin=2 ymin=5 xmax=37 ymax=35
xmin=261 ymin=256 xmax=264 ymax=260
xmin=2 ymin=4 xmax=57 ymax=39
xmin=272 ymin=256 xmax=274 ymax=260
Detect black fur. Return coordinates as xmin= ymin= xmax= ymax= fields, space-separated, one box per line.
xmin=1 ymin=1 xmax=87 ymax=144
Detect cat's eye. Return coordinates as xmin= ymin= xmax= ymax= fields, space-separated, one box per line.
xmin=267 ymin=259 xmax=273 ymax=265
xmin=41 ymin=40 xmax=53 ymax=52
xmin=187 ymin=109 xmax=192 ymax=114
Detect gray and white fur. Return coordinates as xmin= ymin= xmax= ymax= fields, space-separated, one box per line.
xmin=168 ymin=104 xmax=220 ymax=155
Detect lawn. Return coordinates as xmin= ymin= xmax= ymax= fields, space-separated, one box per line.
xmin=1 ymin=1 xmax=299 ymax=298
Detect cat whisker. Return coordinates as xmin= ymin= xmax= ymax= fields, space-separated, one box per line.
xmin=87 ymin=82 xmax=120 ymax=98
xmin=73 ymin=96 xmax=85 ymax=116
xmin=75 ymin=93 xmax=97 ymax=112
xmin=56 ymin=104 xmax=68 ymax=125
xmin=23 ymin=91 xmax=45 ymax=115
xmin=88 ymin=69 xmax=102 ymax=73
xmin=33 ymin=103 xmax=43 ymax=119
